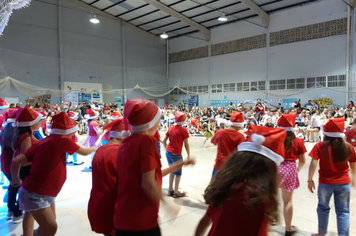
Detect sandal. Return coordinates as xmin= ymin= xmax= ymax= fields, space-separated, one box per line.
xmin=173 ymin=192 xmax=186 ymax=198
xmin=285 ymin=226 xmax=297 ymax=236
xmin=167 ymin=190 xmax=174 ymax=197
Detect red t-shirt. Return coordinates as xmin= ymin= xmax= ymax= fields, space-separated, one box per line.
xmin=22 ymin=135 xmax=80 ymax=197
xmin=0 ymin=114 xmax=3 ymax=131
xmin=71 ymin=133 xmax=78 ymax=143
xmin=15 ymin=134 xmax=40 ymax=157
xmin=102 ymin=131 xmax=110 ymax=141
xmin=309 ymin=142 xmax=356 ymax=184
xmin=154 ymin=130 xmax=160 ymax=142
xmin=345 ymin=129 xmax=356 ymax=147
xmin=283 ymin=137 xmax=307 ymax=162
xmin=43 ymin=105 xmax=51 ymax=110
xmin=89 ymin=121 xmax=99 ymax=136
xmin=207 ymin=185 xmax=268 ymax=236
xmin=114 ymin=134 xmax=162 ymax=231
xmin=88 ymin=144 xmax=119 ymax=234
xmin=166 ymin=125 xmax=189 ymax=155
xmin=41 ymin=120 xmax=47 ymax=132
xmin=211 ymin=129 xmax=245 ymax=170
xmin=0 ymin=138 xmax=13 ymax=175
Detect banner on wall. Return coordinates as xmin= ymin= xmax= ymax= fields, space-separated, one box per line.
xmin=282 ymin=98 xmax=300 ymax=110
xmin=65 ymin=92 xmax=78 ymax=107
xmin=114 ymin=97 xmax=122 ymax=104
xmin=210 ymin=100 xmax=240 ymax=109
xmin=78 ymin=93 xmax=92 ymax=103
xmin=188 ymin=95 xmax=199 ymax=107
xmin=92 ymin=93 xmax=101 ymax=103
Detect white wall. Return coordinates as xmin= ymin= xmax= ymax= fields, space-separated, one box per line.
xmin=0 ymin=0 xmax=167 ymax=105
xmin=169 ymin=0 xmax=350 ymax=107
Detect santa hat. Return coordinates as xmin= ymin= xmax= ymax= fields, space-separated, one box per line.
xmin=50 ymin=112 xmax=79 ymax=135
xmin=238 ymin=124 xmax=286 ymax=165
xmin=104 ymin=117 xmax=131 ymax=139
xmin=277 ymin=113 xmax=297 ymax=132
xmin=68 ymin=111 xmax=78 ymax=120
xmin=13 ymin=107 xmax=42 ymax=127
xmin=323 ymin=117 xmax=345 ymax=138
xmin=109 ymin=111 xmax=122 ymax=120
xmin=229 ymin=111 xmax=245 ymax=127
xmin=3 ymin=109 xmax=17 ymax=125
xmin=124 ymin=98 xmax=161 ymax=132
xmin=53 ymin=105 xmax=58 ymax=110
xmin=38 ymin=111 xmax=47 ymax=120
xmin=87 ymin=109 xmax=99 ymax=119
xmin=0 ymin=98 xmax=9 ymax=110
xmin=175 ymin=112 xmax=186 ymax=125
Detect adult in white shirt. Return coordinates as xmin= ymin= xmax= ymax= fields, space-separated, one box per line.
xmin=305 ymin=112 xmax=321 ymax=142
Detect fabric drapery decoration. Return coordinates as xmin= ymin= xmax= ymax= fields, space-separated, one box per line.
xmin=0 ymin=0 xmax=31 ymax=35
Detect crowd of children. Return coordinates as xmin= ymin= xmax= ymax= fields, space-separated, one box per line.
xmin=0 ymin=97 xmax=355 ymax=236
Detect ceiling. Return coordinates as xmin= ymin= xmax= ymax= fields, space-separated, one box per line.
xmin=79 ymin=0 xmax=318 ymax=39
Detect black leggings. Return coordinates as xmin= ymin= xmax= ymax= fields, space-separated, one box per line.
xmin=115 ymin=227 xmax=161 ymax=236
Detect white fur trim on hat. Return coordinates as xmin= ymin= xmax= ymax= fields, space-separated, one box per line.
xmin=238 ymin=142 xmax=284 ymax=165
xmin=89 ymin=112 xmax=99 ymax=120
xmin=109 ymin=130 xmax=131 ymax=139
xmin=277 ymin=126 xmax=296 ymax=132
xmin=130 ymin=107 xmax=161 ymax=133
xmin=0 ymin=105 xmax=9 ymax=109
xmin=323 ymin=131 xmax=345 ymax=138
xmin=50 ymin=125 xmax=79 ymax=135
xmin=6 ymin=118 xmax=15 ymax=123
xmin=230 ymin=122 xmax=245 ymax=127
xmin=13 ymin=114 xmax=42 ymax=127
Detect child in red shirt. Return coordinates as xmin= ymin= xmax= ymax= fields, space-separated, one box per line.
xmin=88 ymin=118 xmax=130 ymax=236
xmin=308 ymin=118 xmax=356 ymax=236
xmin=114 ymin=99 xmax=194 ymax=236
xmin=211 ymin=111 xmax=245 ymax=179
xmin=11 ymin=112 xmax=97 ymax=236
xmin=277 ymin=114 xmax=307 ymax=235
xmin=345 ymin=118 xmax=356 ymax=148
xmin=162 ymin=111 xmax=190 ymax=198
xmin=83 ymin=109 xmax=102 ymax=169
xmin=195 ymin=125 xmax=286 ymax=236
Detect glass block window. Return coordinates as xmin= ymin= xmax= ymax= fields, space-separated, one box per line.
xmin=270 ymin=80 xmax=285 ymax=90
xmin=307 ymin=77 xmax=316 ymax=88
xmin=251 ymin=81 xmax=257 ymax=91
xmin=243 ymin=82 xmax=249 ymax=91
xmin=287 ymin=78 xmax=305 ymax=90
xmin=236 ymin=82 xmax=242 ymax=91
xmin=223 ymin=83 xmax=236 ymax=92
xmin=328 ymin=75 xmax=346 ymax=87
xmin=258 ymin=81 xmax=266 ymax=90
xmin=316 ymin=76 xmax=326 ymax=87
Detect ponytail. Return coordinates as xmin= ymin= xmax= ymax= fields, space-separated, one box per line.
xmin=324 ymin=136 xmax=351 ymax=163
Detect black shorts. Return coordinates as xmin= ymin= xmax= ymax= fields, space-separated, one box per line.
xmin=116 ymin=227 xmax=161 ymax=236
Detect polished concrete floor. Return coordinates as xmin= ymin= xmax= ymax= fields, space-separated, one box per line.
xmin=0 ymin=132 xmax=355 ymax=236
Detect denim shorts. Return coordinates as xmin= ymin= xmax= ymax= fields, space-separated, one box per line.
xmin=19 ymin=187 xmax=56 ymax=212
xmin=166 ymin=151 xmax=182 ymax=176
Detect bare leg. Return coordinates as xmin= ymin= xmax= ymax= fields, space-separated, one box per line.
xmin=169 ymin=173 xmax=174 ymax=192
xmin=174 ymin=176 xmax=181 ymax=194
xmin=282 ymin=189 xmax=293 ymax=232
xmin=31 ymin=203 xmax=57 ymax=236
xmin=22 ymin=212 xmax=35 ymax=236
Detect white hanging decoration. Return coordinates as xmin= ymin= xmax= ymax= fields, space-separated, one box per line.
xmin=0 ymin=0 xmax=31 ymax=36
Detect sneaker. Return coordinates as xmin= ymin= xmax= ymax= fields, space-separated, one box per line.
xmin=12 ymin=214 xmax=24 ymax=224
xmin=7 ymin=211 xmax=13 ymax=220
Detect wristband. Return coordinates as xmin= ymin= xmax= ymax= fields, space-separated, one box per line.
xmin=307 ymin=180 xmax=314 ymax=183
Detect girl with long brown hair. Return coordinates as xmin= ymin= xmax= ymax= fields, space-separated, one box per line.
xmin=277 ymin=114 xmax=307 ymax=236
xmin=195 ymin=125 xmax=286 ymax=236
xmin=308 ymin=118 xmax=356 ymax=236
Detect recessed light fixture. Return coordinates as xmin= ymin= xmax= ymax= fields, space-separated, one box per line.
xmin=90 ymin=14 xmax=100 ymax=24
xmin=218 ymin=13 xmax=227 ymax=22
xmin=160 ymin=32 xmax=168 ymax=39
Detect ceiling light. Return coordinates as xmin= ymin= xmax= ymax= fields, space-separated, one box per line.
xmin=90 ymin=14 xmax=99 ymax=24
xmin=218 ymin=13 xmax=227 ymax=22
xmin=160 ymin=32 xmax=168 ymax=39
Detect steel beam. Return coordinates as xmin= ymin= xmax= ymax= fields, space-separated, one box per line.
xmin=143 ymin=0 xmax=211 ymax=40
xmin=240 ymin=0 xmax=269 ymax=28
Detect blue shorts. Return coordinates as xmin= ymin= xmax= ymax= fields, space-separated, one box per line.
xmin=19 ymin=187 xmax=56 ymax=212
xmin=166 ymin=151 xmax=182 ymax=176
xmin=101 ymin=140 xmax=109 ymax=145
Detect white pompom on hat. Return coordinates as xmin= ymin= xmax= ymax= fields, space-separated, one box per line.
xmin=104 ymin=117 xmax=131 ymax=139
xmin=13 ymin=107 xmax=41 ymax=127
xmin=238 ymin=124 xmax=287 ymax=165
xmin=323 ymin=117 xmax=345 ymax=138
xmin=50 ymin=112 xmax=79 ymax=135
xmin=124 ymin=98 xmax=161 ymax=133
